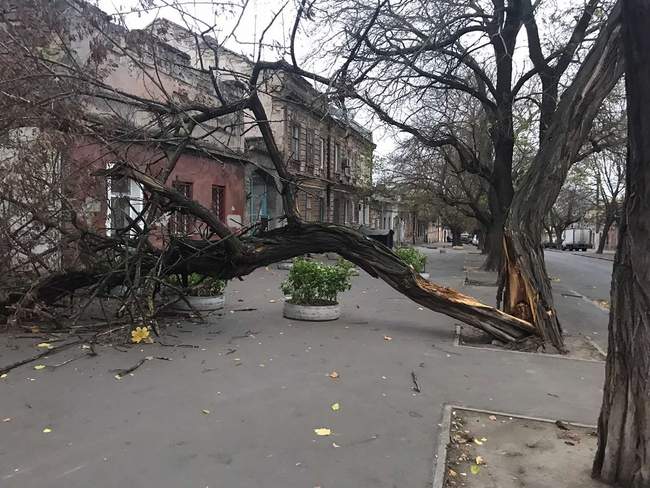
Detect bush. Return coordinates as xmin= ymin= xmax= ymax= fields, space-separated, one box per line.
xmin=166 ymin=273 xmax=226 ymax=297
xmin=281 ymin=257 xmax=353 ymax=305
xmin=395 ymin=247 xmax=427 ymax=273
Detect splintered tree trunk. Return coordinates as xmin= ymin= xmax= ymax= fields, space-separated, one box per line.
xmin=500 ymin=228 xmax=564 ymax=351
xmin=593 ymin=1 xmax=650 ymax=484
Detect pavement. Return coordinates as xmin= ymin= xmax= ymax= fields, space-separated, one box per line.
xmin=0 ymin=248 xmax=612 ymax=488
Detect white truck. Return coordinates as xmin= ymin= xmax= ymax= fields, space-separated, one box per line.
xmin=561 ymin=228 xmax=593 ymax=251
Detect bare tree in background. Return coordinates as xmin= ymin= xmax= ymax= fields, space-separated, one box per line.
xmin=544 ymin=174 xmax=592 ymax=249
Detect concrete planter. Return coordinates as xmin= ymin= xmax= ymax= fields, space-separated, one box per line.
xmin=171 ymin=294 xmax=225 ymax=311
xmin=419 ymin=272 xmax=430 ymax=280
xmin=277 ymin=261 xmax=293 ymax=270
xmin=283 ymin=301 xmax=341 ymax=321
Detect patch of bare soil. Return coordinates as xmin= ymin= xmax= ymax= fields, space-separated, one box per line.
xmin=458 ymin=327 xmax=605 ymax=361
xmin=443 ymin=408 xmax=607 ymax=488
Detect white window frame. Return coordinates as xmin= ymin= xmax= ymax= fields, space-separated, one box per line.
xmin=106 ymin=165 xmax=144 ymax=236
xmin=319 ymin=137 xmax=326 ymax=169
xmin=334 ymin=143 xmax=341 ymax=172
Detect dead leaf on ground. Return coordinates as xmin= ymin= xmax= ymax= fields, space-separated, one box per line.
xmin=202 ymin=409 xmax=211 ymax=415
xmin=475 ymin=456 xmax=486 ymax=465
xmin=36 ymin=343 xmax=53 ymax=349
xmin=314 ymin=428 xmax=331 ymax=436
xmin=33 ymin=365 xmax=46 ymax=370
xmin=331 ymin=402 xmax=340 ymax=411
xmin=42 ymin=427 xmax=52 ymax=433
xmin=328 ymin=371 xmax=339 ymax=379
xmin=488 ymin=415 xmax=497 ymax=421
xmin=470 ymin=464 xmax=481 ymax=475
xmin=448 ymin=469 xmax=458 ymax=478
xmin=383 ymin=335 xmax=392 ymax=341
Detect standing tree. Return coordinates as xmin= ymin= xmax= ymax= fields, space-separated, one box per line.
xmin=590 ymin=150 xmax=626 ymax=253
xmin=544 ymin=173 xmax=592 ymax=249
xmin=592 ymin=0 xmax=650 ymax=484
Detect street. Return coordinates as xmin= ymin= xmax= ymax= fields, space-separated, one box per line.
xmin=0 ymin=249 xmax=612 ymax=488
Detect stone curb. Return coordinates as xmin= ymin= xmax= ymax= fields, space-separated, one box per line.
xmin=432 ymin=404 xmax=597 ymax=488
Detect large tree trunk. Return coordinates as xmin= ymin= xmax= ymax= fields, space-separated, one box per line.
xmin=482 ymin=213 xmax=506 ymax=271
xmin=593 ymin=1 xmax=650 ymax=484
xmin=500 ymin=5 xmax=623 ymax=351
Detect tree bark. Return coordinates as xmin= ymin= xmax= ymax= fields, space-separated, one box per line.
xmin=593 ymin=1 xmax=650 ymax=484
xmin=482 ymin=214 xmax=505 ymax=271
xmin=500 ymin=4 xmax=623 ymax=351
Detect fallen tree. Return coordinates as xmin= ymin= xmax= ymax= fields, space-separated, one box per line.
xmin=0 ymin=0 xmax=547 ymax=346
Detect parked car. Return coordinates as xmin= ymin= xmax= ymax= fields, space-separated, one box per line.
xmin=561 ymin=228 xmax=593 ymax=251
xmin=460 ymin=232 xmax=472 ymax=244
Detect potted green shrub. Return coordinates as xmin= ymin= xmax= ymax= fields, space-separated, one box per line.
xmin=395 ymin=247 xmax=429 ymax=279
xmin=166 ymin=273 xmax=227 ymax=311
xmin=280 ymin=257 xmax=353 ymax=321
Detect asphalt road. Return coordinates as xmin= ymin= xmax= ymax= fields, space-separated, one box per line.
xmin=544 ymin=250 xmax=613 ymax=302
xmin=0 ymin=250 xmax=609 ymax=488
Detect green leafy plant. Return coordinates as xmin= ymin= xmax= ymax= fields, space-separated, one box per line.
xmin=395 ymin=247 xmax=427 ymax=273
xmin=281 ymin=258 xmax=353 ymax=305
xmin=166 ymin=273 xmax=226 ymax=297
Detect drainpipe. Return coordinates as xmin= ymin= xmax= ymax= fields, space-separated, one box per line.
xmin=326 ymin=120 xmax=332 ymax=222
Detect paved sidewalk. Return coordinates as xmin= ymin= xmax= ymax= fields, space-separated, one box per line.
xmin=0 ymin=250 xmax=606 ymax=488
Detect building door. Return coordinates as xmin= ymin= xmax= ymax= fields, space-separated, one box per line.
xmin=249 ymin=172 xmax=268 ymax=223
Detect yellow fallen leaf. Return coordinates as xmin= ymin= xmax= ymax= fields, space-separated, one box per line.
xmin=42 ymin=427 xmax=52 ymax=433
xmin=473 ymin=439 xmax=483 ymax=446
xmin=131 ymin=326 xmax=151 ymax=344
xmin=383 ymin=336 xmax=392 ymax=341
xmin=448 ymin=469 xmax=458 ymax=478
xmin=114 ymin=374 xmax=122 ymax=380
xmin=33 ymin=365 xmax=46 ymax=370
xmin=470 ymin=464 xmax=480 ymax=475
xmin=0 ymin=373 xmax=7 ymax=379
xmin=36 ymin=343 xmax=53 ymax=349
xmin=332 ymin=442 xmax=340 ymax=448
xmin=331 ymin=402 xmax=340 ymax=411
xmin=476 ymin=456 xmax=486 ymax=465
xmin=481 ymin=437 xmax=488 ymax=442
xmin=201 ymin=409 xmax=211 ymax=415
xmin=3 ymin=418 xmax=11 ymax=422
xmin=328 ymin=371 xmax=339 ymax=379
xmin=314 ymin=428 xmax=331 ymax=436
